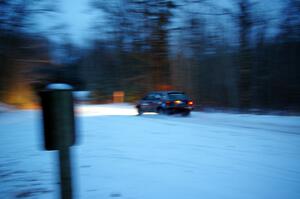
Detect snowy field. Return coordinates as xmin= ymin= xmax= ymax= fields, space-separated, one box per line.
xmin=1 ymin=104 xmax=300 ymax=199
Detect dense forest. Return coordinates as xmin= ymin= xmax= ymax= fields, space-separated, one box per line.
xmin=1 ymin=0 xmax=299 ymax=112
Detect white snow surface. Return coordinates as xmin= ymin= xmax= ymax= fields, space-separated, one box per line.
xmin=1 ymin=104 xmax=300 ymax=199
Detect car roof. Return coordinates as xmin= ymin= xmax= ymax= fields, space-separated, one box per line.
xmin=149 ymin=91 xmax=185 ymax=95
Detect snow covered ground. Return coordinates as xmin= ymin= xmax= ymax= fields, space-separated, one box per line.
xmin=1 ymin=104 xmax=300 ymax=199
xmin=0 ymin=102 xmax=14 ymax=113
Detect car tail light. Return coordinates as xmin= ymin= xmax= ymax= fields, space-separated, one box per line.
xmin=174 ymin=100 xmax=181 ymax=104
xmin=166 ymin=101 xmax=171 ymax=106
xmin=188 ymin=101 xmax=194 ymax=106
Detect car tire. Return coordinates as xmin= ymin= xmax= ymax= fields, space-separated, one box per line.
xmin=165 ymin=109 xmax=172 ymax=115
xmin=181 ymin=110 xmax=190 ymax=117
xmin=137 ymin=108 xmax=143 ymax=115
xmin=157 ymin=107 xmax=165 ymax=115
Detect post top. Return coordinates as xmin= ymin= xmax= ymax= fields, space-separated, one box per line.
xmin=46 ymin=83 xmax=73 ymax=90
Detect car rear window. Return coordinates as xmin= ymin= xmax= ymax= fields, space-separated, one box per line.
xmin=144 ymin=93 xmax=162 ymax=100
xmin=168 ymin=93 xmax=188 ymax=100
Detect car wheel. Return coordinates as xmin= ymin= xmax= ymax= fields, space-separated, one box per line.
xmin=137 ymin=108 xmax=143 ymax=115
xmin=181 ymin=110 xmax=190 ymax=117
xmin=165 ymin=109 xmax=172 ymax=115
xmin=157 ymin=107 xmax=165 ymax=115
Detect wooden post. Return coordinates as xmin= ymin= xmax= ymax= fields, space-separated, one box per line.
xmin=58 ymin=147 xmax=73 ymax=199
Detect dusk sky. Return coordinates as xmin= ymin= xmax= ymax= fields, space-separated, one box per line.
xmin=36 ymin=0 xmax=284 ymax=46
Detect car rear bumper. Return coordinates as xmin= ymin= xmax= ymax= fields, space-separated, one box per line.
xmin=167 ymin=106 xmax=193 ymax=111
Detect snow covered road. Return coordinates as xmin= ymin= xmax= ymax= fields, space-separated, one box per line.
xmin=1 ymin=104 xmax=300 ymax=199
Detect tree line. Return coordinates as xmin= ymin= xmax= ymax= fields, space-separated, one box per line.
xmin=0 ymin=0 xmax=299 ymax=112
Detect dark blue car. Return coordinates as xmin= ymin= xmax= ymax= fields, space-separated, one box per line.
xmin=136 ymin=91 xmax=194 ymax=116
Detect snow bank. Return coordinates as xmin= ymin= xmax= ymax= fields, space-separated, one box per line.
xmin=0 ymin=102 xmax=14 ymax=112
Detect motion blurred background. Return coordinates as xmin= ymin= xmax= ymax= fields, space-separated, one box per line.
xmin=1 ymin=0 xmax=299 ymax=112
